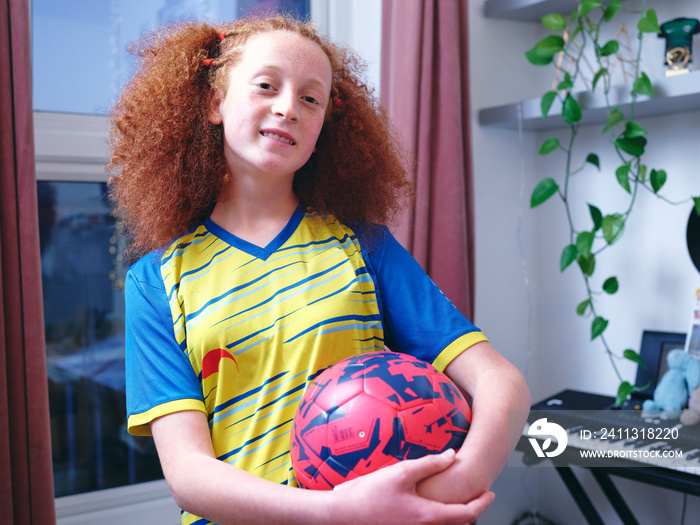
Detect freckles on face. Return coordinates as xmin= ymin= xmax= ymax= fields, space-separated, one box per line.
xmin=210 ymin=30 xmax=332 ymax=178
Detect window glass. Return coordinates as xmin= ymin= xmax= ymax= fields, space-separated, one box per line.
xmin=38 ymin=181 xmax=151 ymax=497
xmin=32 ymin=0 xmax=310 ymax=115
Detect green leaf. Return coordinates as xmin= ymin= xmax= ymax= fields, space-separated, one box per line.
xmin=541 ymin=91 xmax=557 ymax=118
xmin=614 ymin=136 xmax=647 ymax=157
xmin=599 ymin=40 xmax=619 ymax=57
xmin=591 ymin=316 xmax=608 ymax=339
xmin=579 ymin=0 xmax=603 ymax=17
xmin=637 ymin=9 xmax=660 ymax=33
xmin=623 ymin=349 xmax=646 ymax=368
xmin=639 ymin=164 xmax=648 ymax=182
xmin=542 ymin=13 xmax=567 ymax=31
xmin=589 ymin=204 xmax=602 ymax=231
xmin=530 ymin=178 xmax=559 ymax=207
xmin=525 ymin=35 xmax=566 ymax=65
xmin=623 ymin=121 xmax=647 ymax=138
xmin=560 ymin=244 xmax=578 ymax=272
xmin=592 ymin=68 xmax=608 ymax=90
xmin=632 ymin=72 xmax=654 ymax=96
xmin=650 ymin=169 xmax=666 ymax=193
xmin=604 ymin=0 xmax=622 ymax=22
xmin=525 ymin=50 xmax=554 ymax=66
xmin=615 ymin=381 xmax=635 ymax=407
xmin=576 ymin=231 xmax=594 ymax=257
xmin=615 ymin=164 xmax=631 ymax=193
xmin=557 ymin=77 xmax=574 ymax=91
xmin=603 ymin=109 xmax=624 ymax=133
xmin=586 ymin=153 xmax=600 ymax=170
xmin=603 ymin=276 xmax=619 ymax=294
xmin=694 ymin=197 xmax=700 ymax=216
xmin=539 ymin=137 xmax=560 ymax=155
xmin=578 ymin=253 xmax=596 ymax=276
xmin=562 ymin=94 xmax=582 ymax=124
xmin=602 ymin=213 xmax=625 ymax=245
xmin=576 ymin=299 xmax=591 ymax=316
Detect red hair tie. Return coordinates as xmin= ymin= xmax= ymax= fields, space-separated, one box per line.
xmin=204 ymin=34 xmax=226 ymax=67
xmin=334 ymin=98 xmax=342 ymax=106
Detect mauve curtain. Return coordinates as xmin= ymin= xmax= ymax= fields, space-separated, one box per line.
xmin=381 ymin=0 xmax=475 ymax=319
xmin=1 ymin=0 xmax=56 ymax=522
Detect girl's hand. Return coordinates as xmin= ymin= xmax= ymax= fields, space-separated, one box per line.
xmin=329 ymin=449 xmax=494 ymax=525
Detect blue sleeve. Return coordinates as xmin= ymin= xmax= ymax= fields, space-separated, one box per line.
xmin=357 ymin=226 xmax=484 ymax=366
xmin=125 ymin=252 xmax=204 ymax=435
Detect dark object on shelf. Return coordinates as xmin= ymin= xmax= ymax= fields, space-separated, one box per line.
xmin=687 ymin=206 xmax=700 ymax=274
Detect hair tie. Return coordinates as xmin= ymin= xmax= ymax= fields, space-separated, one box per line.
xmin=334 ymin=98 xmax=342 ymax=106
xmin=204 ymin=34 xmax=227 ymax=67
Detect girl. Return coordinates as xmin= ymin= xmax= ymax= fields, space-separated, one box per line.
xmin=110 ymin=14 xmax=530 ymax=525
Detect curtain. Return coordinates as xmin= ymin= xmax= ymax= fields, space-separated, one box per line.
xmin=381 ymin=0 xmax=475 ymax=319
xmin=0 ymin=0 xmax=56 ymax=522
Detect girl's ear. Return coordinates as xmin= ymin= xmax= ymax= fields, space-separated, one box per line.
xmin=208 ymin=88 xmax=223 ymax=125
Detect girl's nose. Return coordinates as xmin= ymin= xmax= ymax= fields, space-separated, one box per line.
xmin=271 ymin=90 xmax=298 ymax=121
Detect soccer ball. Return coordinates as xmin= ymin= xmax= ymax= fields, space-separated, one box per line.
xmin=290 ymin=351 xmax=471 ymax=490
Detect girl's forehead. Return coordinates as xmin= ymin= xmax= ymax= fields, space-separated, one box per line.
xmin=236 ymin=30 xmax=331 ymax=78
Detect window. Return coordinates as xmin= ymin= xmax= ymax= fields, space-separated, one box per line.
xmin=33 ymin=111 xmax=184 ymax=522
xmin=32 ymin=0 xmax=310 ymax=115
xmin=39 ymin=179 xmax=142 ymax=497
xmin=32 ymin=1 xmax=310 ymax=521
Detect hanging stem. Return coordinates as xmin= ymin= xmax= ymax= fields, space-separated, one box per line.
xmin=526 ymin=1 xmax=680 ymax=404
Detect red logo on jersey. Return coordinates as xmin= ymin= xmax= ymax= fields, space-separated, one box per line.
xmin=202 ymin=348 xmax=240 ymax=378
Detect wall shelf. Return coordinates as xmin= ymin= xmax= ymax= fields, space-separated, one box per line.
xmin=484 ymin=0 xmax=578 ymax=21
xmin=481 ymin=1 xmax=700 ymax=130
xmin=478 ymin=71 xmax=700 ymax=131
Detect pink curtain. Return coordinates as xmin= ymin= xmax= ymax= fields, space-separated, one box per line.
xmin=381 ymin=0 xmax=475 ymax=319
xmin=0 ymin=0 xmax=56 ymax=522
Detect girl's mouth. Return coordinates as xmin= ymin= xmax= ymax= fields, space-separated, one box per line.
xmin=261 ymin=131 xmax=296 ymax=145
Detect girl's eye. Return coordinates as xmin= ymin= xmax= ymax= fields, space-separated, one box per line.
xmin=258 ymin=83 xmax=273 ymax=90
xmin=302 ymin=96 xmax=318 ymax=104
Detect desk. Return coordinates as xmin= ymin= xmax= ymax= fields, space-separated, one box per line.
xmin=518 ymin=390 xmax=700 ymax=525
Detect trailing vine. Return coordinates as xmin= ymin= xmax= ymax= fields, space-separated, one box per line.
xmin=525 ymin=0 xmax=700 ymax=405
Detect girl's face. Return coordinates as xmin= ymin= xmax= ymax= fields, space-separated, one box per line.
xmin=209 ymin=30 xmax=332 ymax=184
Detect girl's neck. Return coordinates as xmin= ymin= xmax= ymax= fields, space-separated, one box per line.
xmin=210 ymin=176 xmax=299 ymax=248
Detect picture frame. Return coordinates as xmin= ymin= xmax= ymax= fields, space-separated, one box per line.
xmin=633 ymin=330 xmax=687 ymax=398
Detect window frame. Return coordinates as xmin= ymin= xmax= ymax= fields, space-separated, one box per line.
xmin=34 ymin=111 xmax=110 ymax=183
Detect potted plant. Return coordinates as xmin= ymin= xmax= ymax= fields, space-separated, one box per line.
xmin=525 ymin=0 xmax=700 ymax=405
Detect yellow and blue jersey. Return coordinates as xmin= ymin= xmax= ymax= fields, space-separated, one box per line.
xmin=125 ymin=205 xmax=486 ymax=524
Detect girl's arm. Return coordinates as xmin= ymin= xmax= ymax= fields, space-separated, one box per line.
xmin=418 ymin=340 xmax=531 ymax=504
xmin=151 ymin=410 xmax=494 ymax=525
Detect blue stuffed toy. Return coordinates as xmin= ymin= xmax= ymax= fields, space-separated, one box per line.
xmin=642 ymin=349 xmax=700 ymax=417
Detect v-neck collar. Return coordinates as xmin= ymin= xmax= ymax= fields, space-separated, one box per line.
xmin=204 ymin=203 xmax=306 ymax=261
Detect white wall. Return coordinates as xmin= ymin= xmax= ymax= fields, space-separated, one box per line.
xmin=468 ymin=3 xmax=544 ymax=522
xmin=470 ymin=0 xmax=700 ymax=523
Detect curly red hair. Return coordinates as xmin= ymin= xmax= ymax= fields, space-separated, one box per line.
xmin=109 ymin=14 xmax=413 ymax=259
